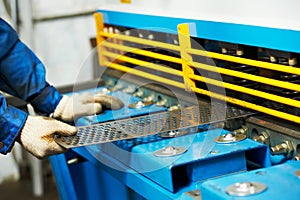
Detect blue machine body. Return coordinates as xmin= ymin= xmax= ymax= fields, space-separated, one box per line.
xmin=200 ymin=160 xmax=300 ymax=200
xmin=50 ymin=128 xmax=271 ymax=199
xmin=50 ymin=87 xmax=271 ymax=199
xmin=50 ymin=11 xmax=300 ymax=200
xmin=91 ymin=131 xmax=270 ymax=193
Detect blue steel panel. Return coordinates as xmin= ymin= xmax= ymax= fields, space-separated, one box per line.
xmin=132 ymin=131 xmax=270 ymax=192
xmin=51 ymin=148 xmax=146 ymax=200
xmin=98 ymin=10 xmax=300 ymax=53
xmin=72 ymin=146 xmax=190 ymax=199
xmin=69 ymin=157 xmax=143 ymax=200
xmin=186 ymin=152 xmax=246 ymax=181
xmin=85 ymin=129 xmax=270 ymax=192
xmin=49 ymin=154 xmax=78 ymax=200
xmin=51 ymin=87 xmax=271 ymax=199
xmin=58 ymin=128 xmax=270 ymax=199
xmin=200 ymin=160 xmax=300 ymax=200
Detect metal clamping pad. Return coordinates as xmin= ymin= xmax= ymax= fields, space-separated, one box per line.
xmin=55 ymin=105 xmax=254 ymax=148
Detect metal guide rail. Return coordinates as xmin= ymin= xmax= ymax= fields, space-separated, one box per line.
xmin=55 ymin=105 xmax=254 ymax=148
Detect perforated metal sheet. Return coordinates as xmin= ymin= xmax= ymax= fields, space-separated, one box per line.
xmin=55 ymin=105 xmax=254 ymax=148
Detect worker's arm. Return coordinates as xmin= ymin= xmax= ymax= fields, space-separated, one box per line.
xmin=0 ymin=19 xmax=123 ymax=120
xmin=0 ymin=18 xmax=62 ymax=114
xmin=0 ymin=18 xmax=70 ymax=156
xmin=0 ymin=18 xmax=123 ymax=157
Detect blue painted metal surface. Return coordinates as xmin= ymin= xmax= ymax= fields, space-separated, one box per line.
xmin=50 ymin=149 xmax=145 ymax=200
xmin=98 ymin=10 xmax=300 ymax=53
xmin=86 ymin=129 xmax=271 ymax=192
xmin=200 ymin=160 xmax=300 ymax=200
xmin=50 ymin=87 xmax=270 ymax=199
xmin=49 ymin=154 xmax=78 ymax=200
xmin=71 ymin=146 xmax=196 ymax=199
xmin=50 ymin=125 xmax=271 ymax=199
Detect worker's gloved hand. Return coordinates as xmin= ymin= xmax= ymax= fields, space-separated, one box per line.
xmin=53 ymin=93 xmax=124 ymax=122
xmin=17 ymin=116 xmax=77 ymax=159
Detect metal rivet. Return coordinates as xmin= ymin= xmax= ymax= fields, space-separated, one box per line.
xmin=215 ymin=133 xmax=246 ymax=143
xmin=98 ymin=87 xmax=111 ymax=94
xmin=185 ymin=189 xmax=201 ymax=199
xmin=168 ymin=104 xmax=180 ymax=111
xmin=255 ymin=171 xmax=265 ymax=175
xmin=168 ymin=131 xmax=177 ymax=136
xmin=128 ymin=101 xmax=153 ymax=109
xmin=294 ymin=155 xmax=300 ymax=161
xmin=209 ymin=150 xmax=218 ymax=155
xmin=226 ymin=182 xmax=267 ymax=196
xmin=157 ymin=130 xmax=179 ymax=138
xmin=154 ymin=146 xmax=187 ymax=157
xmin=156 ymin=98 xmax=167 ymax=107
xmin=136 ymin=101 xmax=145 ymax=108
xmin=67 ymin=158 xmax=79 ymax=165
xmin=143 ymin=94 xmax=154 ymax=102
xmin=224 ymin=133 xmax=234 ymax=139
xmin=163 ymin=146 xmax=177 ymax=153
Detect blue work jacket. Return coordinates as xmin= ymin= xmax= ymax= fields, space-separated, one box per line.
xmin=0 ymin=18 xmax=62 ymax=154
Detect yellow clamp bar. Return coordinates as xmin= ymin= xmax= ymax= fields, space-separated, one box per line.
xmin=94 ymin=13 xmax=107 ymax=66
xmin=178 ymin=24 xmax=196 ymax=91
xmin=102 ymin=51 xmax=183 ymax=77
xmin=192 ymin=61 xmax=300 ymax=92
xmin=187 ymin=48 xmax=300 ymax=76
xmin=192 ymin=87 xmax=300 ymax=124
xmin=99 ymin=31 xmax=180 ymax=52
xmin=94 ymin=13 xmax=104 ymax=45
xmin=102 ymin=42 xmax=182 ymax=64
xmin=191 ymin=74 xmax=300 ymax=109
xmin=104 ymin=61 xmax=185 ymax=89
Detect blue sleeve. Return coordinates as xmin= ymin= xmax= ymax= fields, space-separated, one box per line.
xmin=0 ymin=18 xmax=62 ymax=154
xmin=0 ymin=94 xmax=27 ymax=154
xmin=0 ymin=18 xmax=62 ymax=113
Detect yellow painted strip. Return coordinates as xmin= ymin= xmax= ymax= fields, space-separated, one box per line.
xmin=102 ymin=42 xmax=182 ymax=64
xmin=94 ymin=13 xmax=104 ymax=44
xmin=120 ymin=0 xmax=131 ymax=3
xmin=192 ymin=61 xmax=300 ymax=92
xmin=192 ymin=87 xmax=300 ymax=124
xmin=104 ymin=61 xmax=185 ymax=89
xmin=99 ymin=31 xmax=180 ymax=52
xmin=94 ymin=13 xmax=106 ymax=66
xmin=191 ymin=74 xmax=300 ymax=108
xmin=187 ymin=48 xmax=300 ymax=75
xmin=102 ymin=51 xmax=183 ymax=76
xmin=178 ymin=24 xmax=196 ymax=91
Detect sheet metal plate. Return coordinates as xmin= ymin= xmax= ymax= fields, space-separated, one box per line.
xmin=55 ymin=105 xmax=254 ymax=148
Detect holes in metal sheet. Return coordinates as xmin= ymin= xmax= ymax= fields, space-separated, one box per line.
xmin=56 ymin=105 xmax=254 ymax=147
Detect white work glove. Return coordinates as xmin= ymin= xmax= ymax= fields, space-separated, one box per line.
xmin=53 ymin=93 xmax=124 ymax=122
xmin=17 ymin=116 xmax=77 ymax=159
